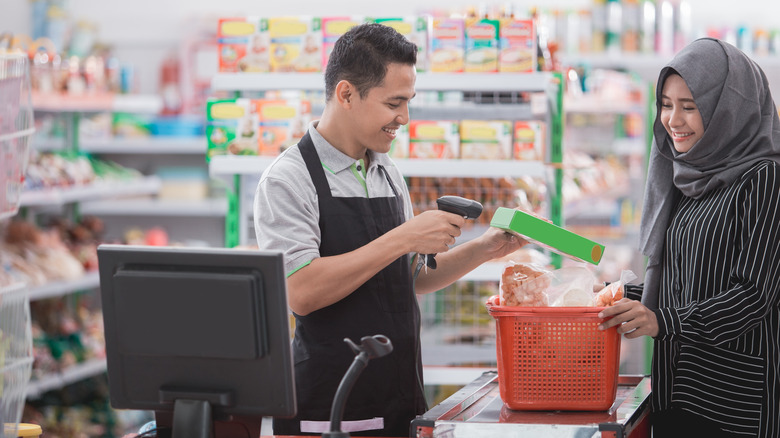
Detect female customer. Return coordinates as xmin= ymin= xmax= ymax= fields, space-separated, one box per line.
xmin=599 ymin=38 xmax=780 ymax=437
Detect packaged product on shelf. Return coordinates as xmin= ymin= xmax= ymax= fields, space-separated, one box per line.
xmin=256 ymin=98 xmax=311 ymax=156
xmin=388 ymin=123 xmax=410 ymax=158
xmin=498 ymin=18 xmax=536 ymax=72
xmin=369 ymin=16 xmax=429 ymax=72
xmin=409 ymin=120 xmax=459 ymax=159
xmin=322 ymin=16 xmax=365 ymax=68
xmin=656 ymin=0 xmax=675 ymax=56
xmin=459 ymin=120 xmax=512 ymax=159
xmin=513 ymin=121 xmax=545 ymax=161
xmin=269 ymin=16 xmax=322 ymax=72
xmin=621 ymin=0 xmax=640 ymax=52
xmin=605 ymin=0 xmax=622 ymax=54
xmin=590 ymin=0 xmax=607 ymax=52
xmin=217 ymin=17 xmax=270 ymax=73
xmin=639 ymin=0 xmax=656 ymax=53
xmin=205 ymin=98 xmax=259 ymax=159
xmin=464 ymin=17 xmax=499 ymax=73
xmin=429 ymin=18 xmax=465 ymax=73
xmin=156 ymin=167 xmax=209 ymax=200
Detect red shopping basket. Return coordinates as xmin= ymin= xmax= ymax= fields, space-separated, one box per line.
xmin=487 ymin=305 xmax=621 ymax=411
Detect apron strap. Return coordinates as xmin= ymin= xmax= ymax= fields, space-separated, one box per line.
xmin=298 ymin=132 xmax=332 ymax=200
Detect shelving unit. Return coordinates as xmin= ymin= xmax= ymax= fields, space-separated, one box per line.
xmin=26 ymin=358 xmax=108 ymax=400
xmin=20 ymin=176 xmax=162 ymax=208
xmin=208 ymin=71 xmax=564 ymax=259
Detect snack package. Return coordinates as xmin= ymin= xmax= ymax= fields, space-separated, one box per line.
xmin=499 ymin=18 xmax=536 ymax=72
xmin=459 ymin=120 xmax=512 ymax=159
xmin=595 ymin=270 xmax=637 ymax=307
xmin=499 ymin=262 xmax=551 ymax=306
xmin=205 ymin=98 xmax=259 ymax=160
xmin=217 ymin=17 xmax=271 ymax=73
xmin=409 ymin=120 xmax=459 ymax=158
xmin=465 ymin=17 xmax=499 ymax=73
xmin=513 ymin=121 xmax=545 ymax=161
xmin=429 ymin=18 xmax=465 ymax=72
xmin=269 ymin=16 xmax=322 ymax=72
xmin=256 ymin=98 xmax=312 ymax=156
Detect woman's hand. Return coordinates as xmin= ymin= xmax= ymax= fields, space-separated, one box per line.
xmin=598 ymin=298 xmax=659 ymax=339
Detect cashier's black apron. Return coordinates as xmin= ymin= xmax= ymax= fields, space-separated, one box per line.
xmin=273 ymin=133 xmax=426 ymax=437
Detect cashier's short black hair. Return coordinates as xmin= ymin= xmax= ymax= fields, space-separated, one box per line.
xmin=324 ymin=23 xmax=417 ymax=101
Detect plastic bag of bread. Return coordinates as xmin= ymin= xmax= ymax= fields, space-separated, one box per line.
xmin=499 ymin=262 xmax=551 ymax=306
xmin=547 ymin=266 xmax=599 ymax=307
xmin=595 ymin=270 xmax=637 ymax=307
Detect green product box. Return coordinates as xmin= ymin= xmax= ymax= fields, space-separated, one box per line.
xmin=490 ymin=207 xmax=605 ymax=265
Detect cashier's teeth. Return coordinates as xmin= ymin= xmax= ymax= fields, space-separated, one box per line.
xmin=383 ymin=127 xmax=397 ymax=134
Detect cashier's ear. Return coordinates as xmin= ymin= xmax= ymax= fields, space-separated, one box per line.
xmin=335 ymin=80 xmax=354 ymax=108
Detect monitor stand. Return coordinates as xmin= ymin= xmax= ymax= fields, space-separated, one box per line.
xmin=155 ymin=388 xmax=263 ymax=438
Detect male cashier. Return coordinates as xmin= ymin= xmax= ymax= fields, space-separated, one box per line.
xmin=254 ymin=23 xmax=525 ymax=436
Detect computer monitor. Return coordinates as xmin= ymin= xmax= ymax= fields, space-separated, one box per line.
xmin=97 ymin=244 xmax=296 ymax=438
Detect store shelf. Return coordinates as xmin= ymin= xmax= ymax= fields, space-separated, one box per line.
xmin=19 ymin=176 xmax=161 ymax=207
xmin=80 ymin=198 xmax=227 ymax=217
xmin=562 ymin=53 xmax=780 ymax=71
xmin=28 ymin=271 xmax=101 ymax=301
xmin=411 ymin=103 xmax=533 ymax=121
xmin=32 ymin=93 xmax=162 ymax=114
xmin=79 ymin=137 xmax=206 ymax=154
xmin=212 ymin=72 xmax=557 ymax=93
xmin=26 ymin=358 xmax=107 ymax=399
xmin=209 ymin=155 xmax=547 ymax=178
xmin=565 ymin=97 xmax=645 ymax=114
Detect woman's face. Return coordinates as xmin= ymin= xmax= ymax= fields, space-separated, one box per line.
xmin=660 ymin=74 xmax=704 ymax=153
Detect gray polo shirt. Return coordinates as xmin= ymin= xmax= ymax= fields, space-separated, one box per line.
xmin=254 ymin=121 xmax=414 ymax=276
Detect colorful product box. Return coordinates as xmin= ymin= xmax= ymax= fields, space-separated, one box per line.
xmin=269 ymin=16 xmax=323 ymax=72
xmin=256 ymin=98 xmax=311 ymax=156
xmin=490 ymin=207 xmax=605 ymax=265
xmin=465 ymin=18 xmax=499 ymax=73
xmin=409 ymin=120 xmax=460 ymax=159
xmin=387 ymin=124 xmax=410 ymax=159
xmin=370 ymin=16 xmax=430 ymax=72
xmin=429 ymin=18 xmax=465 ymax=73
xmin=217 ymin=17 xmax=271 ymax=73
xmin=459 ymin=120 xmax=512 ymax=159
xmin=513 ymin=121 xmax=545 ymax=161
xmin=499 ymin=18 xmax=537 ymax=72
xmin=206 ymin=98 xmax=259 ymax=160
xmin=322 ymin=16 xmax=365 ymax=69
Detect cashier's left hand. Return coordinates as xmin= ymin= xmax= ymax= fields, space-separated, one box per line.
xmin=476 ymin=227 xmax=529 ymax=260
xmin=598 ymin=299 xmax=659 ymax=339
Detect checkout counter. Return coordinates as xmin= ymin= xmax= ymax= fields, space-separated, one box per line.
xmin=411 ymin=372 xmax=652 ymax=438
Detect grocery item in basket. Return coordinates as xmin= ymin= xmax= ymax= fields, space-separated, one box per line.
xmin=595 ymin=270 xmax=637 ymax=307
xmin=499 ymin=262 xmax=551 ymax=306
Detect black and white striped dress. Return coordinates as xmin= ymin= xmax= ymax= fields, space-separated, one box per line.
xmin=643 ymin=160 xmax=780 ymax=436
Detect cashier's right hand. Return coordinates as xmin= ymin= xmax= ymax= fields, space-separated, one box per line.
xmin=393 ymin=210 xmax=466 ymax=254
xmin=597 ymin=299 xmax=659 ymax=339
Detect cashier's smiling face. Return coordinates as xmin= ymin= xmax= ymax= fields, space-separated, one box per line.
xmin=351 ymin=62 xmax=416 ymax=154
xmin=660 ymin=73 xmax=704 ymax=153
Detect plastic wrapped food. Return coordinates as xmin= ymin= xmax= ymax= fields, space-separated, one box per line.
xmin=595 ymin=270 xmax=637 ymax=307
xmin=500 ymin=262 xmax=551 ymax=306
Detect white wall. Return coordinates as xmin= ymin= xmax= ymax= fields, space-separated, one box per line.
xmin=3 ymin=0 xmax=780 ymax=94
